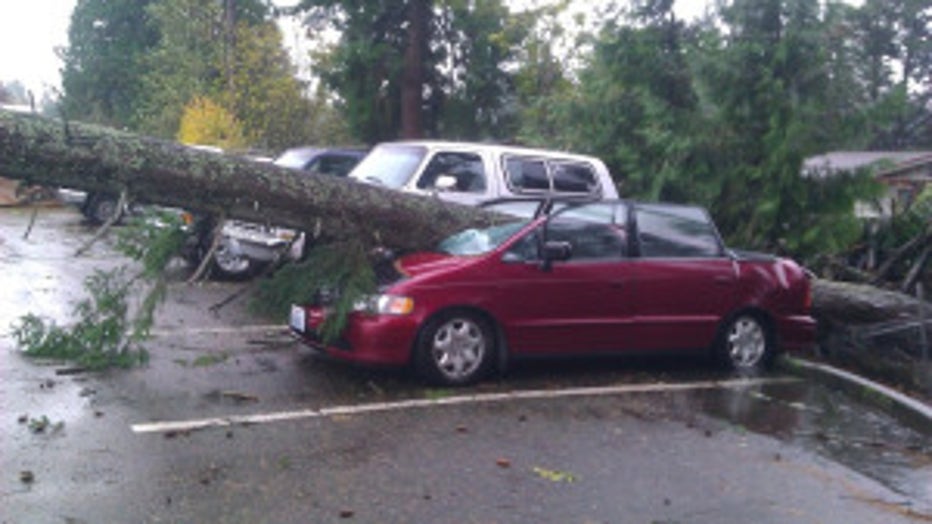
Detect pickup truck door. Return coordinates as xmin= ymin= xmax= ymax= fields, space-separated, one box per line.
xmin=410 ymin=150 xmax=492 ymax=206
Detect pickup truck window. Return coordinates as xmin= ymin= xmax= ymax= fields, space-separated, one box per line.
xmin=635 ymin=205 xmax=722 ymax=258
xmin=551 ymin=162 xmax=598 ymax=193
xmin=504 ymin=157 xmax=550 ymax=191
xmin=505 ymin=157 xmax=600 ymax=195
xmin=415 ymin=152 xmax=487 ymax=193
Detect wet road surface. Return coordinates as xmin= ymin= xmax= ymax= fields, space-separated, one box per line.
xmin=1 ymin=208 xmax=930 ymax=523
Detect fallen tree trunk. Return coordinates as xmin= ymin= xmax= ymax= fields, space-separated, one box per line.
xmin=1 ymin=110 xmax=928 ymax=328
xmin=811 ymin=279 xmax=926 ymax=325
xmin=811 ymin=279 xmax=931 ymax=397
xmin=0 ymin=110 xmax=493 ymax=252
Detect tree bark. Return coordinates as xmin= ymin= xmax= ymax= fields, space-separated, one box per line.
xmin=0 ymin=110 xmax=493 ymax=253
xmin=811 ymin=279 xmax=925 ymax=325
xmin=401 ymin=0 xmax=428 ymax=139
xmin=1 ymin=110 xmax=927 ymax=327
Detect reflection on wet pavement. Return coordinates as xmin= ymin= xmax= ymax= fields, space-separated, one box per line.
xmin=697 ymin=380 xmax=932 ymax=510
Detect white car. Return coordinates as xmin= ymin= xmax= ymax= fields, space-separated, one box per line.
xmin=208 ymin=146 xmax=367 ymax=279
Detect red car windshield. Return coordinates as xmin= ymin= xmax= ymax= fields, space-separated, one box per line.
xmin=437 ymin=221 xmax=529 ymax=256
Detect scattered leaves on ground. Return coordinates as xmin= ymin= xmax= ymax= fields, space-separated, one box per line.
xmin=19 ymin=415 xmax=65 ymax=435
xmin=532 ymin=466 xmax=578 ymax=483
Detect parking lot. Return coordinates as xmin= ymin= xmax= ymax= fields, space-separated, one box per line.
xmin=2 ymin=207 xmax=931 ymax=523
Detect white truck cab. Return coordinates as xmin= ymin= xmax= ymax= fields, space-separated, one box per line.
xmin=349 ymin=141 xmax=619 ymax=206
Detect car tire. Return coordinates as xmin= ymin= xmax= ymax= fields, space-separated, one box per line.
xmin=83 ymin=195 xmax=123 ymax=225
xmin=717 ymin=313 xmax=774 ymax=374
xmin=415 ymin=311 xmax=495 ymax=386
xmin=210 ymin=240 xmax=255 ymax=280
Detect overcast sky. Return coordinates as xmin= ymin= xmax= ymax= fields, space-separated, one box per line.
xmin=0 ymin=0 xmax=716 ymax=98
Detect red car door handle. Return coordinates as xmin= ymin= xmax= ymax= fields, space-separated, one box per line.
xmin=714 ymin=276 xmax=732 ymax=285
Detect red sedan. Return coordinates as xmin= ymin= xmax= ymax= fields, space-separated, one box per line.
xmin=290 ymin=200 xmax=815 ymax=386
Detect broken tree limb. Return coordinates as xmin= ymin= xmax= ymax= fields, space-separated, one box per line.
xmin=872 ymin=225 xmax=932 ymax=285
xmin=187 ymin=213 xmax=226 ymax=284
xmin=901 ymin=246 xmax=931 ymax=294
xmin=22 ymin=206 xmax=38 ymax=240
xmin=0 ymin=110 xmax=495 ymax=253
xmin=74 ymin=188 xmax=128 ymax=256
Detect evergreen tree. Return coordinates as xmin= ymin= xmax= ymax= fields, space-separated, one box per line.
xmin=60 ymin=0 xmax=160 ymax=127
xmin=297 ymin=0 xmax=519 ymax=143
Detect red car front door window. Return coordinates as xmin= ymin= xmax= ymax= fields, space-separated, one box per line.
xmin=490 ymin=203 xmax=634 ymax=354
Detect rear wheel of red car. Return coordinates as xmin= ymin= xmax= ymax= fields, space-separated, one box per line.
xmin=415 ymin=312 xmax=495 ymax=386
xmin=718 ymin=314 xmax=774 ymax=373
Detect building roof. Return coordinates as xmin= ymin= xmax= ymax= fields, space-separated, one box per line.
xmin=803 ymin=151 xmax=932 ymax=178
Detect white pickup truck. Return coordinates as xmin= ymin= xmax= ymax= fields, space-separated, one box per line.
xmin=349 ymin=141 xmax=619 ymax=206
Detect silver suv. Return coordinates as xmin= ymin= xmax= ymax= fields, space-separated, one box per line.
xmin=349 ymin=141 xmax=618 ymax=206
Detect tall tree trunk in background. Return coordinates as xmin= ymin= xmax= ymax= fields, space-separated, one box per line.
xmin=401 ymin=0 xmax=428 ymax=139
xmin=224 ymin=0 xmax=237 ymax=93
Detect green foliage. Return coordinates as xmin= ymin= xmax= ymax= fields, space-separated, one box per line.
xmin=434 ymin=0 xmax=527 ymax=139
xmin=301 ymin=0 xmax=521 ymax=142
xmin=60 ymin=0 xmax=160 ymax=128
xmin=783 ymin=172 xmax=885 ymax=261
xmin=516 ymin=0 xmax=905 ymax=262
xmin=302 ymin=0 xmax=415 ymax=142
xmin=252 ymin=241 xmax=376 ymax=342
xmin=26 ymin=415 xmax=64 ymax=435
xmin=12 ymin=209 xmax=188 ymax=369
xmin=130 ymin=0 xmax=347 ymax=148
xmin=224 ymin=21 xmax=349 ymax=150
xmin=11 ymin=270 xmax=147 ymax=370
xmin=518 ymin=1 xmax=720 ymax=204
xmin=134 ymin=0 xmax=233 ymax=138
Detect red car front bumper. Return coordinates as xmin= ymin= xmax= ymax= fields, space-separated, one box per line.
xmin=290 ymin=305 xmax=420 ymax=366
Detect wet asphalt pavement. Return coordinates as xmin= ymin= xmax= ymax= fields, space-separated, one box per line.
xmin=1 ymin=207 xmax=931 ymax=523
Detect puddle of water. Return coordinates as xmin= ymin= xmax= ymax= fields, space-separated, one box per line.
xmin=0 ymin=209 xmax=135 ymax=338
xmin=696 ymin=380 xmax=932 ymax=510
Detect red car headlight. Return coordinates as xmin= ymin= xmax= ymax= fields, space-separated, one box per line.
xmin=353 ymin=294 xmax=414 ymax=316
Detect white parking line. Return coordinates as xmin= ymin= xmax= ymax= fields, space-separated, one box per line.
xmin=131 ymin=376 xmax=800 ymax=434
xmin=149 ymin=325 xmax=288 ymax=337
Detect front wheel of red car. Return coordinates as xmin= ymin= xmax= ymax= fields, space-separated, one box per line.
xmin=718 ymin=314 xmax=774 ymax=374
xmin=415 ymin=312 xmax=495 ymax=386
